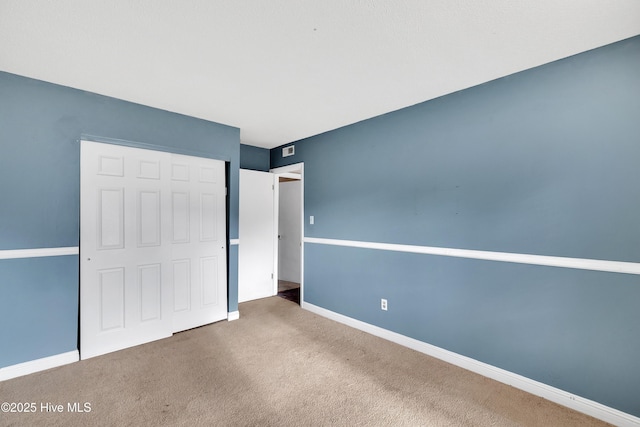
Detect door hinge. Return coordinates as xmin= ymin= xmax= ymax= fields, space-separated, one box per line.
xmin=272 ymin=184 xmax=274 ymax=190
xmin=271 ymin=273 xmax=274 ymax=279
xmin=225 ymin=187 xmax=228 ymax=196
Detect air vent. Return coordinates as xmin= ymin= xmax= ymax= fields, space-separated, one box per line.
xmin=282 ymin=145 xmax=295 ymax=157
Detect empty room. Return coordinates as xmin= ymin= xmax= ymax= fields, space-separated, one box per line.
xmin=1 ymin=1 xmax=639 ymax=426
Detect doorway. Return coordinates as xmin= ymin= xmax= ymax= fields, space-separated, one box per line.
xmin=271 ymin=164 xmax=303 ymax=305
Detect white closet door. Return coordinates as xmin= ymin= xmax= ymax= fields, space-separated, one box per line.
xmin=80 ymin=141 xmax=226 ymax=359
xmin=238 ymin=169 xmax=276 ymax=303
xmin=170 ymin=154 xmax=227 ymax=333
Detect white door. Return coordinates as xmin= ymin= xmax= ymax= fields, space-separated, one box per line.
xmin=170 ymin=153 xmax=227 ymax=333
xmin=238 ymin=169 xmax=276 ymax=302
xmin=80 ymin=141 xmax=226 ymax=359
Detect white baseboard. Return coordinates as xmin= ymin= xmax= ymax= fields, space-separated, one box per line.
xmin=304 ymin=303 xmax=640 ymax=427
xmin=0 ymin=350 xmax=79 ymax=382
xmin=227 ymin=311 xmax=240 ymax=321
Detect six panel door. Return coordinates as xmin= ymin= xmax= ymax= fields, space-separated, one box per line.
xmin=171 ymin=153 xmax=227 ymax=333
xmin=80 ymin=141 xmax=227 ymax=359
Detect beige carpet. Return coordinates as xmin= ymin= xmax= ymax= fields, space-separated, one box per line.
xmin=0 ymin=297 xmax=610 ymax=426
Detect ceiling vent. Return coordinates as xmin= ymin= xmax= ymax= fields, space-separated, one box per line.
xmin=282 ymin=145 xmax=295 ymax=157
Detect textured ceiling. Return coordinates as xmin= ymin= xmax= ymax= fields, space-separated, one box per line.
xmin=1 ymin=1 xmax=639 ymax=148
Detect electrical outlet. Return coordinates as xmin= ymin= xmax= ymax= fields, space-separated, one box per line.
xmin=381 ymin=298 xmax=387 ymax=311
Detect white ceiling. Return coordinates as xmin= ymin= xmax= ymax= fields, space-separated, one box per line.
xmin=1 ymin=1 xmax=639 ymax=149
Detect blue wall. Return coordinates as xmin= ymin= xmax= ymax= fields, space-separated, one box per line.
xmin=0 ymin=72 xmax=240 ymax=367
xmin=0 ymin=256 xmax=79 ymax=367
xmin=271 ymin=36 xmax=640 ymax=416
xmin=240 ymin=144 xmax=270 ymax=171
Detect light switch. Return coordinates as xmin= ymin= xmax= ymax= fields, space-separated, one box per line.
xmin=310 ymin=215 xmax=314 ymax=225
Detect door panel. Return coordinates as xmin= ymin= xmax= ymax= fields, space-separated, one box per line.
xmin=201 ymin=256 xmax=218 ymax=305
xmin=98 ymin=267 xmax=125 ymax=331
xmin=81 ymin=142 xmax=172 ymax=359
xmin=173 ymin=259 xmax=191 ymax=312
xmin=138 ymin=263 xmax=161 ymax=322
xmin=172 ymin=192 xmax=190 ymax=243
xmin=81 ymin=141 xmax=226 ymax=359
xmin=238 ymin=169 xmax=276 ymax=303
xmin=138 ymin=190 xmax=161 ymax=247
xmin=170 ymin=154 xmax=227 ymax=333
xmin=200 ymin=193 xmax=217 ymax=241
xmin=98 ymin=188 xmax=124 ymax=249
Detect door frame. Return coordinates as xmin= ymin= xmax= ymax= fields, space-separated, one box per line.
xmin=270 ymin=163 xmax=304 ymax=306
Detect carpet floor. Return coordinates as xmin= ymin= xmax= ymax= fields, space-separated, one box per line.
xmin=0 ymin=297 xmax=610 ymax=426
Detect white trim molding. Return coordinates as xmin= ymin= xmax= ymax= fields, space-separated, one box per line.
xmin=304 ymin=237 xmax=640 ymax=276
xmin=0 ymin=247 xmax=79 ymax=260
xmin=304 ymin=303 xmax=640 ymax=427
xmin=227 ymin=311 xmax=240 ymax=321
xmin=0 ymin=351 xmax=79 ymax=382
xmin=229 ymin=239 xmax=240 ymax=246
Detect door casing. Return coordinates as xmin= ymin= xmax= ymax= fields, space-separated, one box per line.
xmin=270 ymin=163 xmax=304 ymax=305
